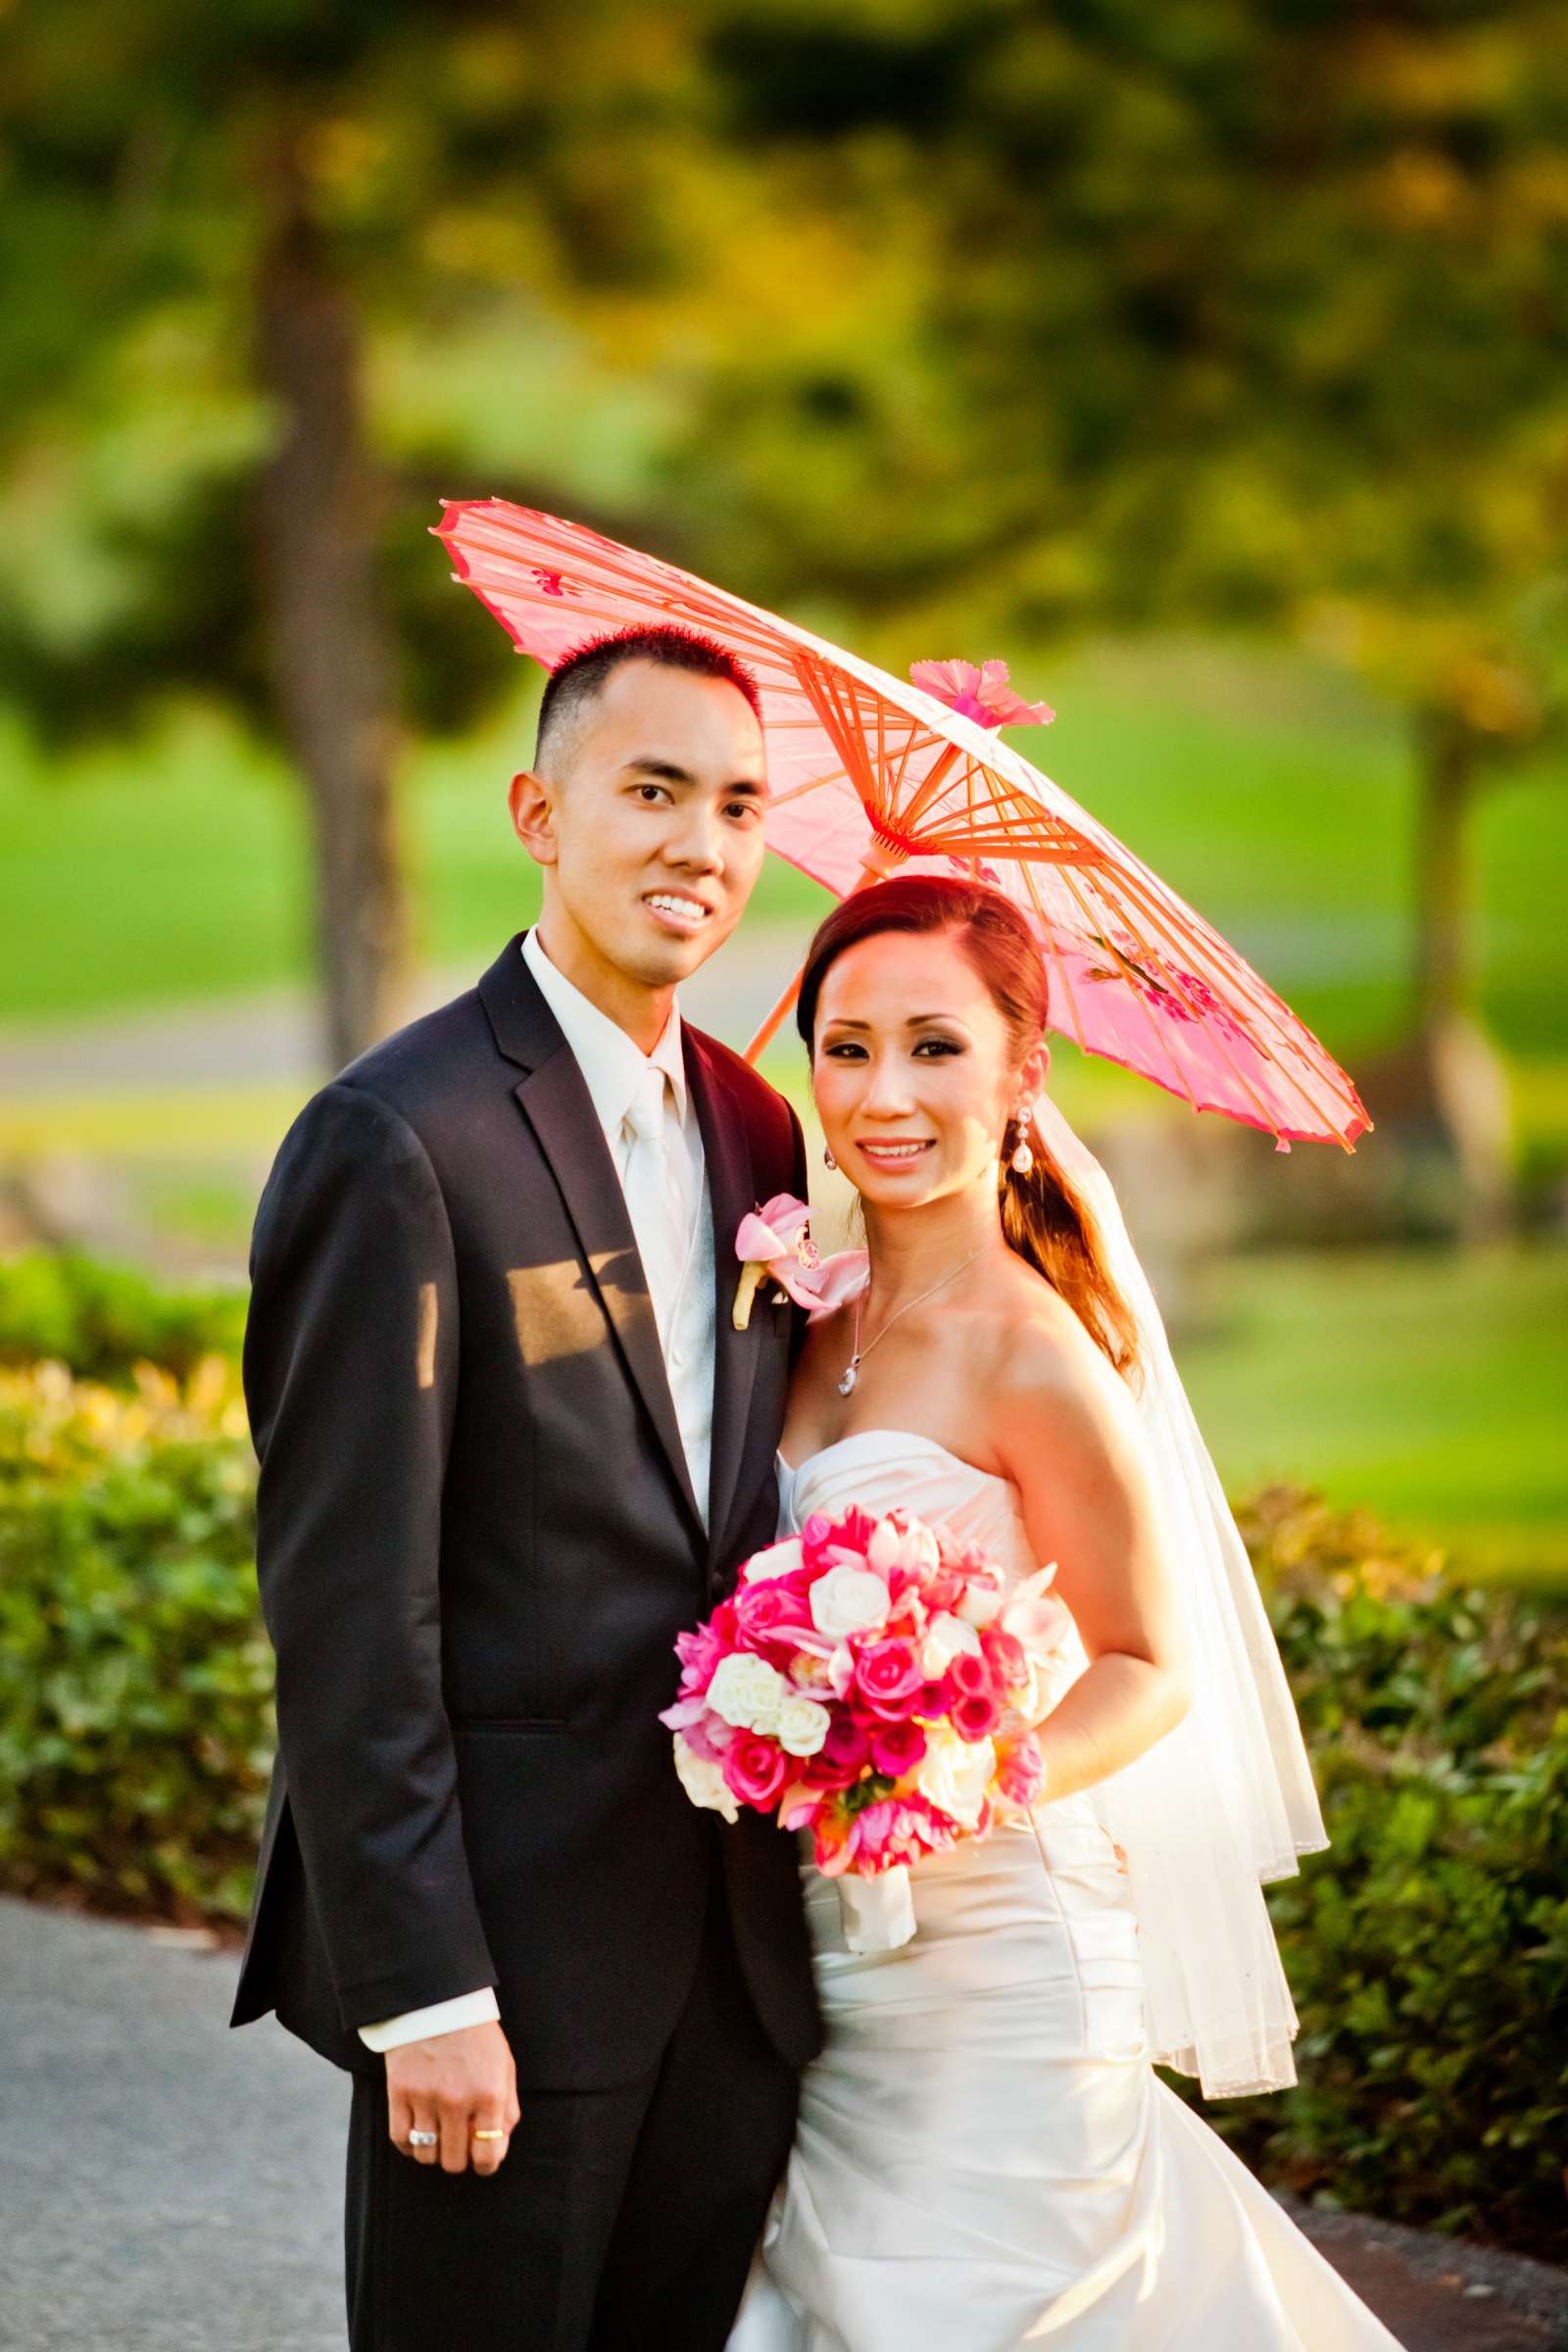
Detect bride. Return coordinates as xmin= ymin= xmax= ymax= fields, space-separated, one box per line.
xmin=730 ymin=875 xmax=1402 ymax=2350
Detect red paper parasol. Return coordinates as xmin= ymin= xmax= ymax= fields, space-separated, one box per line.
xmin=436 ymin=500 xmax=1370 ymax=1152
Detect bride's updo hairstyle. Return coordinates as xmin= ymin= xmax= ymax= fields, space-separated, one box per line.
xmin=797 ymin=875 xmax=1140 ymax=1378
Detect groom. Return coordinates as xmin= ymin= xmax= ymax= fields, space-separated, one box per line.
xmin=231 ymin=626 xmax=820 ymax=2349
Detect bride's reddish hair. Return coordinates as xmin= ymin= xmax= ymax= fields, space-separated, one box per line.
xmin=796 ymin=876 xmax=1139 ymax=1377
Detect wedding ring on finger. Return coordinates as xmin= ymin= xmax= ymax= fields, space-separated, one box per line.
xmin=407 ymin=2128 xmax=439 ymax=2149
xmin=470 ymin=2129 xmax=506 ymax=2144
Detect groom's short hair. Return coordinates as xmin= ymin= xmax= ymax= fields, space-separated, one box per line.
xmin=534 ymin=625 xmax=761 ymax=777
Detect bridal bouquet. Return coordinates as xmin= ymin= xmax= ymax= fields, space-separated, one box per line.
xmin=661 ymin=1502 xmax=1073 ymax=1950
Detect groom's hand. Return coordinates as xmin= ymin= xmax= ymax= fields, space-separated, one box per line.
xmin=385 ymin=2021 xmax=520 ymax=2177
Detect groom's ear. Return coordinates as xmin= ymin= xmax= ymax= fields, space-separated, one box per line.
xmin=509 ymin=768 xmax=559 ymax=867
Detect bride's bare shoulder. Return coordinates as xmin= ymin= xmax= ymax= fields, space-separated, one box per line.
xmin=984 ymin=1266 xmax=1144 ymax=1481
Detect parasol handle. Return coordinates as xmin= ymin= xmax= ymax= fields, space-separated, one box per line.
xmin=744 ymin=967 xmax=805 ymax=1065
xmin=744 ymin=850 xmax=904 ymax=1065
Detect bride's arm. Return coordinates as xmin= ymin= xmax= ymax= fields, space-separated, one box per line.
xmin=993 ymin=1318 xmax=1191 ymax=1800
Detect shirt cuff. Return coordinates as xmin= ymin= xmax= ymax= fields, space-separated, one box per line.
xmin=356 ymin=1987 xmax=501 ymax=2053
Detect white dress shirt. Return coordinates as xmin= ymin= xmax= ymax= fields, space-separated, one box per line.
xmin=358 ymin=928 xmax=717 ymax=2053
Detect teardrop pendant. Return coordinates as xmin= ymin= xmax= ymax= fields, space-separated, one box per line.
xmin=837 ymin=1363 xmax=858 ymax=1396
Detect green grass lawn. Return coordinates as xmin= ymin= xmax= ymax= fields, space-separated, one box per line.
xmin=3 ymin=641 xmax=1564 ymax=1581
xmin=3 ymin=638 xmax=1564 ymax=1067
xmin=1178 ymin=1242 xmax=1568 ymax=1587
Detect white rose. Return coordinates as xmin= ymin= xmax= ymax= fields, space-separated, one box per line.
xmin=915 ymin=1728 xmax=996 ymax=1831
xmin=921 ymin=1611 xmax=982 ymax=1678
xmin=809 ymin=1563 xmax=892 ymax=1642
xmin=673 ymin=1734 xmax=739 ymax=1822
xmin=742 ymin=1537 xmax=805 ymax=1584
xmin=773 ymin=1693 xmax=832 ymax=1757
xmin=707 ymin=1652 xmax=787 ymax=1733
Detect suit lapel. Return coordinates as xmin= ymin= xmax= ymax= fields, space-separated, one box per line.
xmin=687 ymin=1031 xmax=762 ymax=1562
xmin=480 ymin=938 xmax=704 ymax=1536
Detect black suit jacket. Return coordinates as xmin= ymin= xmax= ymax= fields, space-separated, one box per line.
xmin=230 ymin=935 xmax=822 ymax=2088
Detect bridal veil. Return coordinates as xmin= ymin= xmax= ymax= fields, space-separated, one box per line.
xmin=1030 ymin=1093 xmax=1327 ymax=2096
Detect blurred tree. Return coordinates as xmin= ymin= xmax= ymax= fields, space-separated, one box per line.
xmin=1 ymin=0 xmax=1561 ymax=1167
xmin=0 ymin=2 xmax=798 ymax=1061
xmin=676 ymin=0 xmax=1568 ymax=1214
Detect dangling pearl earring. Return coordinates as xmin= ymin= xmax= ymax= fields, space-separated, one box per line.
xmin=823 ymin=1146 xmax=837 ymax=1171
xmin=1009 ymin=1102 xmax=1036 ymax=1177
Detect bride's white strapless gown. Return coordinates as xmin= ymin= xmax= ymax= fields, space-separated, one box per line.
xmin=729 ymin=1429 xmax=1403 ymax=2352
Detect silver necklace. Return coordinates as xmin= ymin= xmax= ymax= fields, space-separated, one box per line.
xmin=838 ymin=1242 xmax=992 ymax=1396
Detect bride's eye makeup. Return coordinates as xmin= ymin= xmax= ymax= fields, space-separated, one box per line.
xmin=818 ymin=1030 xmax=967 ymax=1060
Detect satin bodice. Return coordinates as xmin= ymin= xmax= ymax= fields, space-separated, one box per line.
xmin=777 ymin=1428 xmax=1087 ymax=1678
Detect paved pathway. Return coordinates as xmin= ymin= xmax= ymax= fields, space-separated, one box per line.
xmin=4 ymin=1895 xmax=1565 ymax=2351
xmin=0 ymin=922 xmax=819 ymax=1103
xmin=1 ymin=1897 xmax=343 ymax=2352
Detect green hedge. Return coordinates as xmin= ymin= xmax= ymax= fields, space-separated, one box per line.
xmin=0 ymin=1334 xmax=1562 ymax=2257
xmin=0 ymin=1252 xmax=245 ymax=1384
xmin=1183 ymin=1487 xmax=1568 ymax=2263
xmin=0 ymin=1360 xmax=271 ymax=1923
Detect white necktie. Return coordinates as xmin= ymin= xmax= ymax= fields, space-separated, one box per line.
xmin=621 ymin=1066 xmax=691 ymax=1345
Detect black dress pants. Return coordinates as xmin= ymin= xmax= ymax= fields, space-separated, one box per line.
xmin=344 ymin=1886 xmax=800 ymax=2352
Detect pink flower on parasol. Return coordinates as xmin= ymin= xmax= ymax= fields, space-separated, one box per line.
xmin=434 ymin=500 xmax=1371 ymax=1152
xmin=908 ymin=658 xmax=1054 ymax=730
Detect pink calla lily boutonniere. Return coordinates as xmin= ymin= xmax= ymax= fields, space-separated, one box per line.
xmin=733 ymin=1195 xmax=868 ymax=1331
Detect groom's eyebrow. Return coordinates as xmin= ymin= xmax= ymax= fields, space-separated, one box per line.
xmin=622 ymin=757 xmax=769 ymax=797
xmin=624 ymin=756 xmax=697 ymax=783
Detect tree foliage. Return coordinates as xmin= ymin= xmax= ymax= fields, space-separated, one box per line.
xmin=1 ymin=3 xmax=1563 ymax=1070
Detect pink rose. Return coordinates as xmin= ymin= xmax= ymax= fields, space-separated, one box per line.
xmin=946 ymin=1648 xmax=995 ymax=1697
xmin=870 ymin=1719 xmax=928 ymax=1779
xmin=801 ymin=1712 xmax=871 ymax=1788
xmin=671 ymin=1595 xmax=741 ymax=1692
xmin=981 ymin=1628 xmax=1028 ymax=1690
xmin=722 ymin=1733 xmax=790 ymax=1812
xmin=820 ymin=1713 xmax=872 ymax=1774
xmin=921 ymin=1565 xmax=966 ymax=1613
xmin=854 ymin=1638 xmax=924 ymax=1721
xmin=733 ymin=1580 xmax=812 ymax=1646
xmin=953 ymin=1688 xmax=1002 ymax=1742
xmin=674 ymin=1623 xmax=726 ymax=1690
xmin=996 ymin=1732 xmax=1046 ymax=1809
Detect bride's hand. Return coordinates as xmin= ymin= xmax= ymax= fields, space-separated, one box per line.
xmin=385 ymin=2020 xmax=520 ymax=2176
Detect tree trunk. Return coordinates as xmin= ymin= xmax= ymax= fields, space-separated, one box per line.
xmin=254 ymin=150 xmax=411 ymax=1071
xmin=1411 ymin=710 xmax=1512 ymax=1235
xmin=1414 ymin=708 xmax=1475 ymax=1037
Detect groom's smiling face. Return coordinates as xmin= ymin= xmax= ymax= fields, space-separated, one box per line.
xmin=511 ymin=658 xmax=769 ymax=1021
